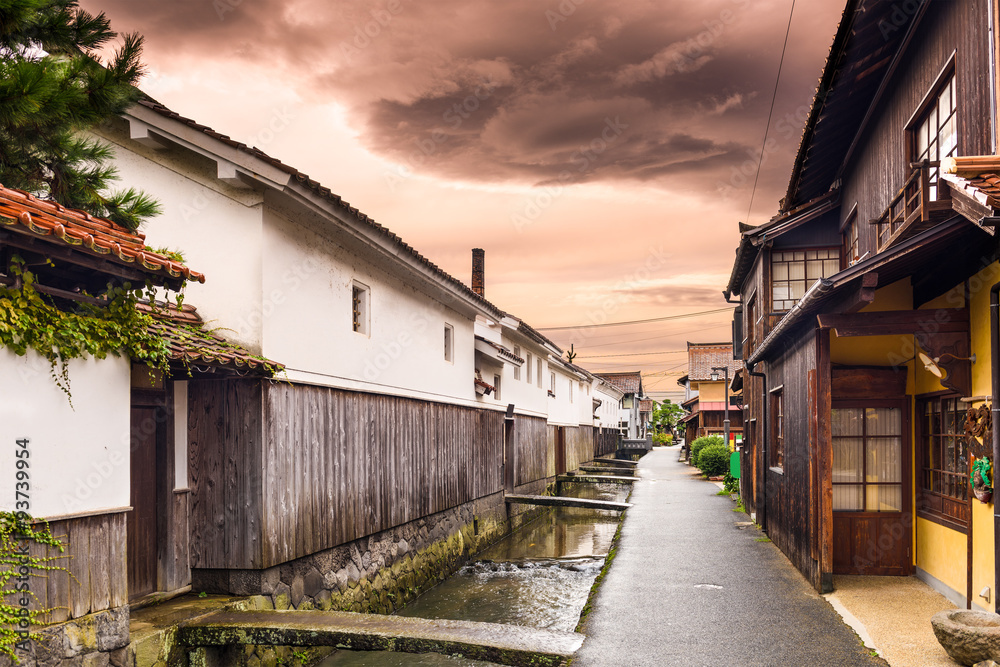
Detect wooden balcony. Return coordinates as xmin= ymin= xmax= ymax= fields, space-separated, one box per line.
xmin=871 ymin=161 xmax=954 ymax=251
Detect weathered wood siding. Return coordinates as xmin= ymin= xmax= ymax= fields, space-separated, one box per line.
xmin=260 ymin=384 xmax=508 ymax=568
xmin=513 ymin=414 xmax=549 ymax=487
xmin=188 ymin=379 xmax=560 ymax=570
xmin=565 ymin=426 xmax=594 ymax=472
xmin=761 ymin=326 xmax=819 ymax=585
xmin=594 ymin=427 xmax=620 ymax=458
xmin=842 ymin=0 xmax=993 ymax=258
xmin=188 ymin=379 xmax=264 ymax=570
xmin=28 ymin=512 xmax=128 ymax=622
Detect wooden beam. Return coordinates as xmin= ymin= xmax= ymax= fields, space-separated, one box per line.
xmin=841 ymin=272 xmax=878 ymax=313
xmin=816 ymin=308 xmax=969 ymax=337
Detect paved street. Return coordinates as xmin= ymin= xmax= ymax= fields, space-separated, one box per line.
xmin=574 ymin=447 xmax=889 ymax=667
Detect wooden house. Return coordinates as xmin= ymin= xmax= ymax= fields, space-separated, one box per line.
xmin=725 ymin=0 xmax=1000 ymax=610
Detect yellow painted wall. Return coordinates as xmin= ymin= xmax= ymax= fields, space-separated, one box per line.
xmin=910 ymin=262 xmax=999 ymax=608
xmin=824 ymin=272 xmax=1000 ymax=605
xmin=916 ymin=517 xmax=969 ymax=597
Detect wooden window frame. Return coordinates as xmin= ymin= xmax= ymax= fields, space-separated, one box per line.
xmin=770 ymin=386 xmax=783 ymax=471
xmin=831 ymin=399 xmax=908 ymax=514
xmin=916 ymin=392 xmax=970 ymax=532
xmin=841 ymin=204 xmax=860 ymax=269
xmin=905 ymin=55 xmax=957 ymax=199
xmin=513 ymin=345 xmax=521 ymax=380
xmin=770 ymin=247 xmax=841 ymax=312
xmin=493 ymin=373 xmax=501 ymax=402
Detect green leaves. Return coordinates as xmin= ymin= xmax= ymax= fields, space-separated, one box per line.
xmin=0 ymin=0 xmax=157 ymax=231
xmin=0 ymin=256 xmax=173 ymax=403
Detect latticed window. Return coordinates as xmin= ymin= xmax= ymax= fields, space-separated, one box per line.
xmin=918 ymin=396 xmax=968 ymax=529
xmin=771 ymin=248 xmax=840 ymax=311
xmin=832 ymin=405 xmax=903 ymax=512
xmin=352 ymin=282 xmax=370 ymax=335
xmin=771 ymin=389 xmax=783 ymax=469
xmin=842 ymin=209 xmax=859 ymax=268
xmin=912 ymin=73 xmax=956 ymax=201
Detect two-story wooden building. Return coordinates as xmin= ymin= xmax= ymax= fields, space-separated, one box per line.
xmin=726 ymin=0 xmax=1000 ymax=610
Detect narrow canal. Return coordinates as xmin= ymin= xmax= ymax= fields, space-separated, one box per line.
xmin=317 ymin=481 xmax=630 ymax=666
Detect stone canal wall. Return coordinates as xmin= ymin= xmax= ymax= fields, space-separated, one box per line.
xmin=194 ymin=479 xmax=554 ymax=616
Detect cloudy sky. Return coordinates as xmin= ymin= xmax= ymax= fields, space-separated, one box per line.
xmin=82 ymin=0 xmax=844 ymax=394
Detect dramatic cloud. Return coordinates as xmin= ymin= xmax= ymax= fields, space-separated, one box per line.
xmin=82 ymin=0 xmax=845 ymax=391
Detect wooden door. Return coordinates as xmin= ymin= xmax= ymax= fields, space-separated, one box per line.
xmin=831 ymin=400 xmax=912 ymax=575
xmin=128 ymin=406 xmax=159 ymax=599
xmin=555 ymin=427 xmax=567 ymax=475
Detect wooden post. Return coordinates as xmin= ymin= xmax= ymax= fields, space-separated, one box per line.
xmin=817 ymin=328 xmax=834 ymax=592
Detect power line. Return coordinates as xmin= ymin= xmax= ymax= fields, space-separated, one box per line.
xmin=536 ymin=307 xmax=733 ymax=331
xmin=576 ymin=350 xmax=687 ymax=359
xmin=745 ymin=0 xmax=797 ymax=226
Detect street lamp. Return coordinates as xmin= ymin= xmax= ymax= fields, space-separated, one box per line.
xmin=710 ymin=366 xmax=730 ymax=451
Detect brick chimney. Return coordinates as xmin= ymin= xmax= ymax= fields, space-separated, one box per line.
xmin=471 ymin=248 xmax=485 ymax=297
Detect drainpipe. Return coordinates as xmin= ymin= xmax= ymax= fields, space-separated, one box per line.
xmin=748 ymin=361 xmax=768 ymax=533
xmin=991 ymin=281 xmax=1000 ymax=613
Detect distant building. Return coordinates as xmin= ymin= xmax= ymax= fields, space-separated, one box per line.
xmin=677 ymin=342 xmax=743 ymax=446
xmin=594 ymin=371 xmax=644 ymax=438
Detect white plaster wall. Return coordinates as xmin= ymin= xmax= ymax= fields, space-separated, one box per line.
xmin=574 ymin=378 xmax=594 ymax=427
xmin=496 ymin=332 xmax=550 ymax=418
xmin=261 ymin=207 xmax=477 ymax=405
xmin=547 ymin=365 xmax=579 ymax=427
xmin=0 ymin=350 xmax=131 ymax=518
xmin=97 ymin=130 xmax=266 ymax=351
xmin=594 ymin=384 xmax=622 ymax=429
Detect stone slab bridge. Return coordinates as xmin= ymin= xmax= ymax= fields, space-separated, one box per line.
xmin=178 ymin=610 xmax=583 ymax=667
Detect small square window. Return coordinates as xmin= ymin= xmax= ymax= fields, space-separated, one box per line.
xmin=444 ymin=324 xmax=454 ymax=363
xmin=352 ymin=282 xmax=370 ymax=336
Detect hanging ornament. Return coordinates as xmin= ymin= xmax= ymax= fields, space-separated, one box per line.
xmin=971 ymin=456 xmax=993 ymax=504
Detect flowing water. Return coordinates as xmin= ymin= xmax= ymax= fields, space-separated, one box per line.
xmin=317 ymin=480 xmax=629 ymax=666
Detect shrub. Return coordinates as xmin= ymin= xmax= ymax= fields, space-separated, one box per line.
xmin=652 ymin=433 xmax=673 ymax=446
xmin=689 ymin=435 xmax=724 ymax=466
xmin=697 ymin=443 xmax=731 ymax=478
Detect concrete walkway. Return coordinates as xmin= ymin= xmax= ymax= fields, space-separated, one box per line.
xmin=574 ymin=447 xmax=888 ymax=667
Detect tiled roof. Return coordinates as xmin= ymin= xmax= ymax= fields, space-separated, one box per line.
xmin=596 ymin=371 xmax=642 ymax=395
xmin=942 ymin=157 xmax=1000 ymax=211
xmin=514 ymin=319 xmax=562 ymax=354
xmin=0 ymin=184 xmax=204 ymax=285
xmin=474 ymin=335 xmax=524 ymax=364
xmin=639 ymin=399 xmax=654 ymax=412
xmin=141 ymin=303 xmax=282 ymax=375
xmin=136 ymin=99 xmax=501 ymax=317
xmin=687 ymin=342 xmax=743 ymax=382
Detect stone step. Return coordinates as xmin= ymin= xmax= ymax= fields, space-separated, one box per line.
xmin=504 ymin=494 xmax=632 ymax=511
xmin=178 ymin=609 xmax=583 ymax=667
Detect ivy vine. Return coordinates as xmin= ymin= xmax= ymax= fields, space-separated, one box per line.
xmin=0 ymin=255 xmax=176 ymax=403
xmin=0 ymin=512 xmax=68 ymax=663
